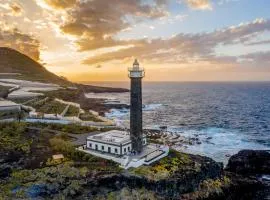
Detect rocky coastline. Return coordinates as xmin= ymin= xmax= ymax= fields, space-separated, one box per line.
xmin=0 ymin=122 xmax=269 ymax=199
xmin=72 ymin=150 xmax=270 ymax=200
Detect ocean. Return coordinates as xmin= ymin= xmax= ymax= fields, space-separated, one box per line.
xmin=85 ymin=82 xmax=270 ymax=163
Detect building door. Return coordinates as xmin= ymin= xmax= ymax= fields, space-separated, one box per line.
xmin=95 ymin=144 xmax=98 ymax=150
xmin=108 ymin=147 xmax=111 ymax=153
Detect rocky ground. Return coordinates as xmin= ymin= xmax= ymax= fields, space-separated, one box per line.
xmin=0 ymin=123 xmax=269 ymax=199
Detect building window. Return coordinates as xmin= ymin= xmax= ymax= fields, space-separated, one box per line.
xmin=128 ymin=146 xmax=130 ymax=151
xmin=108 ymin=147 xmax=111 ymax=153
xmin=102 ymin=145 xmax=104 ymax=150
xmin=115 ymin=148 xmax=118 ymax=153
xmin=95 ymin=144 xmax=98 ymax=150
xmin=89 ymin=143 xmax=92 ymax=148
xmin=124 ymin=148 xmax=126 ymax=153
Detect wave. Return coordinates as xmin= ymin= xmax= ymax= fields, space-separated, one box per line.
xmin=168 ymin=127 xmax=269 ymax=163
xmin=143 ymin=103 xmax=163 ymax=111
xmin=105 ymin=103 xmax=163 ymax=119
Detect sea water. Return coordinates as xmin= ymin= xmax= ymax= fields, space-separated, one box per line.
xmin=85 ymin=82 xmax=270 ymax=163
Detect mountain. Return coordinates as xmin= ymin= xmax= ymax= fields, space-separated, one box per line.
xmin=0 ymin=47 xmax=70 ymax=85
xmin=0 ymin=47 xmax=129 ymax=94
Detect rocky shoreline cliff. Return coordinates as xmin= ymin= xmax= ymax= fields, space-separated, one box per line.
xmin=0 ymin=123 xmax=269 ymax=199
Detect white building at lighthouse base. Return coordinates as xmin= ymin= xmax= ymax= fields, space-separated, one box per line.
xmin=86 ymin=130 xmax=147 ymax=155
xmin=79 ymin=130 xmax=169 ymax=169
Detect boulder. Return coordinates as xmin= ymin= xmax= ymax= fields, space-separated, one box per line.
xmin=226 ymin=150 xmax=270 ymax=175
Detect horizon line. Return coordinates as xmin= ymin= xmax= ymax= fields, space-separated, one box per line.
xmin=78 ymin=80 xmax=270 ymax=83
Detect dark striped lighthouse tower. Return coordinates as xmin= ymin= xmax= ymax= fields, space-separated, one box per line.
xmin=128 ymin=59 xmax=145 ymax=153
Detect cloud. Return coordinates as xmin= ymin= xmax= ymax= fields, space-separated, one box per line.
xmin=240 ymin=51 xmax=270 ymax=66
xmin=57 ymin=0 xmax=168 ymax=50
xmin=155 ymin=0 xmax=170 ymax=6
xmin=180 ymin=0 xmax=212 ymax=10
xmin=0 ymin=2 xmax=23 ymax=16
xmin=32 ymin=0 xmax=269 ymax=71
xmin=9 ymin=2 xmax=23 ymax=16
xmin=83 ymin=18 xmax=270 ymax=66
xmin=246 ymin=39 xmax=270 ymax=46
xmin=10 ymin=3 xmax=23 ymax=16
xmin=0 ymin=24 xmax=40 ymax=60
xmin=37 ymin=0 xmax=77 ymax=9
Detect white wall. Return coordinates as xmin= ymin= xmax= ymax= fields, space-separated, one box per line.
xmin=122 ymin=143 xmax=132 ymax=154
xmin=87 ymin=140 xmax=132 ymax=155
xmin=87 ymin=141 xmax=121 ymax=155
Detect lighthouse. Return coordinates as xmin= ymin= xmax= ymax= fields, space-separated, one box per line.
xmin=83 ymin=59 xmax=169 ymax=168
xmin=128 ymin=59 xmax=145 ymax=153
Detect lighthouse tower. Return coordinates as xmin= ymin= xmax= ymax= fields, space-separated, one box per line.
xmin=83 ymin=59 xmax=169 ymax=168
xmin=128 ymin=59 xmax=145 ymax=153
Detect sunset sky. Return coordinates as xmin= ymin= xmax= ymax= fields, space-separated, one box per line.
xmin=1 ymin=0 xmax=270 ymax=81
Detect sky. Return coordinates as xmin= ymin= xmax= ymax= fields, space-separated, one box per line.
xmin=0 ymin=0 xmax=270 ymax=82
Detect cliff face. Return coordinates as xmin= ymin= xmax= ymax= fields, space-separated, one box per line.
xmin=181 ymin=150 xmax=270 ymax=200
xmin=91 ymin=154 xmax=223 ymax=199
xmin=226 ymin=150 xmax=270 ymax=175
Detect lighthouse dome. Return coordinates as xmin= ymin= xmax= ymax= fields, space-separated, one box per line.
xmin=133 ymin=59 xmax=139 ymax=66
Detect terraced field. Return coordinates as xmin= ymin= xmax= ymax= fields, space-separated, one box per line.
xmin=36 ymin=100 xmax=67 ymax=114
xmin=26 ymin=97 xmax=67 ymax=115
xmin=0 ymin=110 xmax=18 ymax=120
xmin=79 ymin=112 xmax=103 ymax=122
xmin=64 ymin=105 xmax=80 ymax=117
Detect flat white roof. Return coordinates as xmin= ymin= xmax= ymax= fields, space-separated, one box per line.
xmin=0 ymin=100 xmax=20 ymax=107
xmin=87 ymin=130 xmax=131 ymax=145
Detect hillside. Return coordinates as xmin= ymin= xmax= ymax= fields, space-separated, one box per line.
xmin=0 ymin=47 xmax=129 ymax=94
xmin=0 ymin=47 xmax=70 ymax=85
xmin=0 ymin=47 xmax=129 ymax=114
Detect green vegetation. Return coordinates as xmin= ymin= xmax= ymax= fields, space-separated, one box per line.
xmin=24 ymin=97 xmax=48 ymax=108
xmin=94 ymin=187 xmax=158 ymax=200
xmin=182 ymin=176 xmax=232 ymax=199
xmin=49 ymin=137 xmax=120 ymax=171
xmin=36 ymin=100 xmax=66 ymax=115
xmin=22 ymin=96 xmax=45 ymax=106
xmin=65 ymin=105 xmax=80 ymax=117
xmin=0 ymin=122 xmax=32 ymax=154
xmin=0 ymin=85 xmax=11 ymax=98
xmin=0 ymin=110 xmax=26 ymax=121
xmin=43 ymin=88 xmax=80 ymax=100
xmin=27 ymin=98 xmax=67 ymax=115
xmin=0 ymin=163 xmax=89 ymax=199
xmin=39 ymin=88 xmax=127 ymax=115
xmin=79 ymin=112 xmax=103 ymax=122
xmin=129 ymin=150 xmax=192 ymax=180
xmin=0 ymin=110 xmax=18 ymax=120
xmin=199 ymin=176 xmax=231 ymax=192
xmin=27 ymin=122 xmax=100 ymax=134
xmin=0 ymin=122 xmax=121 ymax=199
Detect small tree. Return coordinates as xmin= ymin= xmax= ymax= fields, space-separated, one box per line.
xmin=17 ymin=110 xmax=25 ymax=123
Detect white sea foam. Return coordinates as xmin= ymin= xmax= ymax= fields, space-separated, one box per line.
xmin=105 ymin=108 xmax=129 ymax=119
xmin=143 ymin=104 xmax=163 ymax=111
xmin=106 ymin=104 xmax=163 ymax=119
xmin=170 ymin=127 xmax=269 ymax=164
xmin=105 ymin=103 xmax=163 ymax=128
